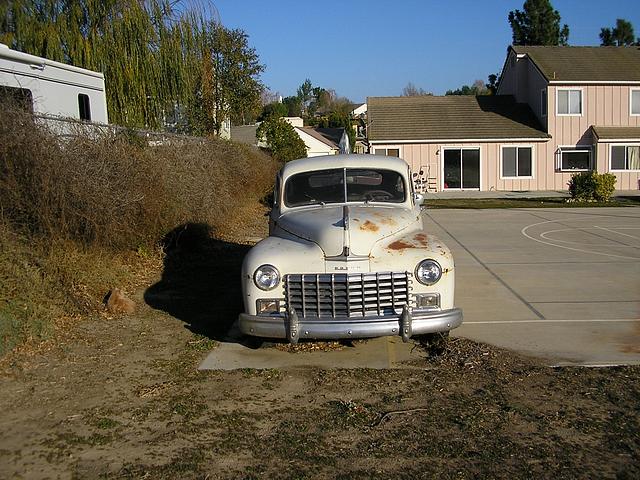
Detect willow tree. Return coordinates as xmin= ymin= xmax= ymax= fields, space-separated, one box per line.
xmin=0 ymin=0 xmax=264 ymax=134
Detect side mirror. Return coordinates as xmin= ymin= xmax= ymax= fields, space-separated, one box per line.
xmin=413 ymin=193 xmax=424 ymax=204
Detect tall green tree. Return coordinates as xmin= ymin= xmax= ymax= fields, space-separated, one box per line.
xmin=508 ymin=0 xmax=569 ymax=46
xmin=486 ymin=73 xmax=500 ymax=95
xmin=296 ymin=79 xmax=314 ymax=116
xmin=198 ymin=23 xmax=264 ymax=134
xmin=446 ymin=80 xmax=491 ymax=96
xmin=257 ymin=117 xmax=307 ymax=163
xmin=258 ymin=101 xmax=288 ymax=121
xmin=600 ymin=19 xmax=637 ymax=46
xmin=0 ymin=0 xmax=264 ymax=135
xmin=282 ymin=96 xmax=302 ymax=117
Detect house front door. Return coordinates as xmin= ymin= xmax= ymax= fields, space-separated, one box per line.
xmin=443 ymin=148 xmax=480 ymax=190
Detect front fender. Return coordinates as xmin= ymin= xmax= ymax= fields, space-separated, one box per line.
xmin=241 ymin=236 xmax=325 ymax=315
xmin=370 ymin=230 xmax=455 ymax=309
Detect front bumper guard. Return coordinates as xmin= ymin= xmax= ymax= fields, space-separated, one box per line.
xmin=239 ymin=306 xmax=463 ymax=344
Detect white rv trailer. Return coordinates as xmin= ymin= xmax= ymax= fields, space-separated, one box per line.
xmin=0 ymin=43 xmax=108 ymax=124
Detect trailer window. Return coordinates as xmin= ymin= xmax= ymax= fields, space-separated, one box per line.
xmin=0 ymin=86 xmax=33 ymax=113
xmin=78 ymin=94 xmax=91 ymax=121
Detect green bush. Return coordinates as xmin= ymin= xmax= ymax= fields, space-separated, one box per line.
xmin=568 ymin=171 xmax=616 ymax=202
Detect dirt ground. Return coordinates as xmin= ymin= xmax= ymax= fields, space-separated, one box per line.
xmin=1 ymin=207 xmax=639 ymax=479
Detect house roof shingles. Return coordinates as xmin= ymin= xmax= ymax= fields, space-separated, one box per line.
xmin=230 ymin=125 xmax=258 ymax=145
xmin=299 ymin=127 xmax=344 ymax=148
xmin=367 ymin=95 xmax=548 ymax=142
xmin=512 ymin=46 xmax=640 ymax=82
xmin=592 ymin=126 xmax=640 ymax=141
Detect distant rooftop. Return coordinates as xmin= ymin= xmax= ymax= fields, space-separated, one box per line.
xmin=230 ymin=125 xmax=258 ymax=145
xmin=298 ymin=127 xmax=344 ymax=148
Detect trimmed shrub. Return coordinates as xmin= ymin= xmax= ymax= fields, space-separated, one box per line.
xmin=568 ymin=171 xmax=616 ymax=202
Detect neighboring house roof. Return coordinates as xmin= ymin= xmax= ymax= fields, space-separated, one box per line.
xmin=350 ymin=103 xmax=367 ymax=117
xmin=367 ymin=95 xmax=549 ymax=142
xmin=511 ymin=46 xmax=640 ymax=82
xmin=299 ymin=127 xmax=344 ymax=149
xmin=230 ymin=124 xmax=258 ymax=145
xmin=591 ymin=126 xmax=640 ymax=141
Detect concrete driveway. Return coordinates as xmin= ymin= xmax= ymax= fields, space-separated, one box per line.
xmin=424 ymin=207 xmax=640 ymax=366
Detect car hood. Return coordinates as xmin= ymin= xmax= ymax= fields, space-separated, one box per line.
xmin=277 ymin=205 xmax=418 ymax=257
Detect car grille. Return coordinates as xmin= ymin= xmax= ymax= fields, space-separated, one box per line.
xmin=284 ymin=272 xmax=411 ymax=319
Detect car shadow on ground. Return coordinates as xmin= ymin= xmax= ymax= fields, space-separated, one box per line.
xmin=144 ymin=223 xmax=263 ymax=347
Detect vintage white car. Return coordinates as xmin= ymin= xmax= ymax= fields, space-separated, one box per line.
xmin=239 ymin=154 xmax=462 ymax=344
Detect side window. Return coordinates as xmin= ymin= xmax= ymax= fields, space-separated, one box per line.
xmin=78 ymin=93 xmax=91 ymax=121
xmin=502 ymin=146 xmax=533 ymax=178
xmin=0 ymin=86 xmax=33 ymax=113
xmin=631 ymin=89 xmax=640 ymax=116
xmin=374 ymin=148 xmax=400 ymax=157
xmin=557 ymin=89 xmax=582 ymax=115
xmin=558 ymin=147 xmax=591 ymax=171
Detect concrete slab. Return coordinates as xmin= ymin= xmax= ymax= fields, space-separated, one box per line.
xmin=424 ymin=207 xmax=640 ymax=366
xmin=199 ymin=336 xmax=427 ymax=370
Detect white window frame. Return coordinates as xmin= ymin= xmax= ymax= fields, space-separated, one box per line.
xmin=557 ymin=145 xmax=592 ymax=172
xmin=609 ymin=144 xmax=640 ymax=172
xmin=372 ymin=146 xmax=402 ymax=158
xmin=630 ymin=88 xmax=640 ymax=116
xmin=441 ymin=146 xmax=482 ymax=191
xmin=556 ymin=88 xmax=583 ymax=116
xmin=540 ymin=89 xmax=547 ymax=117
xmin=500 ymin=145 xmax=535 ymax=180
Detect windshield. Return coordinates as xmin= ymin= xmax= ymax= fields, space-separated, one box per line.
xmin=284 ymin=168 xmax=406 ymax=207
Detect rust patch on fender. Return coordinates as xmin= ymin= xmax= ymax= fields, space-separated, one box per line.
xmin=360 ymin=220 xmax=379 ymax=232
xmin=388 ymin=240 xmax=413 ymax=250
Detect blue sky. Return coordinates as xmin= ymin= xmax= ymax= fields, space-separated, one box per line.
xmin=215 ymin=0 xmax=640 ymax=103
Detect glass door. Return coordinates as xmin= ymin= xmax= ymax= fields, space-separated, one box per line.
xmin=443 ymin=148 xmax=480 ymax=189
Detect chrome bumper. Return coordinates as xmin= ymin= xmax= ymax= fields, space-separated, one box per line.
xmin=238 ymin=307 xmax=463 ymax=344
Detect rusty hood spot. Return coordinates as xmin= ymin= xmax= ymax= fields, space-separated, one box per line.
xmin=388 ymin=239 xmax=413 ymax=250
xmin=360 ymin=220 xmax=379 ymax=232
xmin=372 ymin=212 xmax=398 ymax=226
xmin=413 ymin=233 xmax=429 ymax=246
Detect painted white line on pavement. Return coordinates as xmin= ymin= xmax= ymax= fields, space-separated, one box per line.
xmin=594 ymin=225 xmax=640 ymax=240
xmin=463 ymin=318 xmax=639 ymax=325
xmin=521 ymin=218 xmax=640 ymax=260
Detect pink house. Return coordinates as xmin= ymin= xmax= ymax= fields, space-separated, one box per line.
xmin=367 ymin=46 xmax=640 ymax=192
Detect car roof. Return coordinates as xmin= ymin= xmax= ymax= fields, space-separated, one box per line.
xmin=280 ymin=154 xmax=409 ymax=178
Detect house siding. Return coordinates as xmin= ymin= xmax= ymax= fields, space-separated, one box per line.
xmin=373 ymin=141 xmax=550 ymax=192
xmin=547 ymin=84 xmax=640 ymax=190
xmin=526 ymin=60 xmax=548 ymax=128
xmin=595 ymin=142 xmax=640 ymax=190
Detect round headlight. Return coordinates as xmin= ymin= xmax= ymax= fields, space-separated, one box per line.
xmin=254 ymin=264 xmax=280 ymax=291
xmin=415 ymin=259 xmax=442 ymax=285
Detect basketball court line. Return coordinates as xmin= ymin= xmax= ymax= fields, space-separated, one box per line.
xmin=521 ymin=217 xmax=640 ymax=260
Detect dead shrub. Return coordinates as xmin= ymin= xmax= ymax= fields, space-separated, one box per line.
xmin=0 ymin=106 xmax=277 ymax=249
xmin=0 ymin=106 xmax=278 ymax=355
